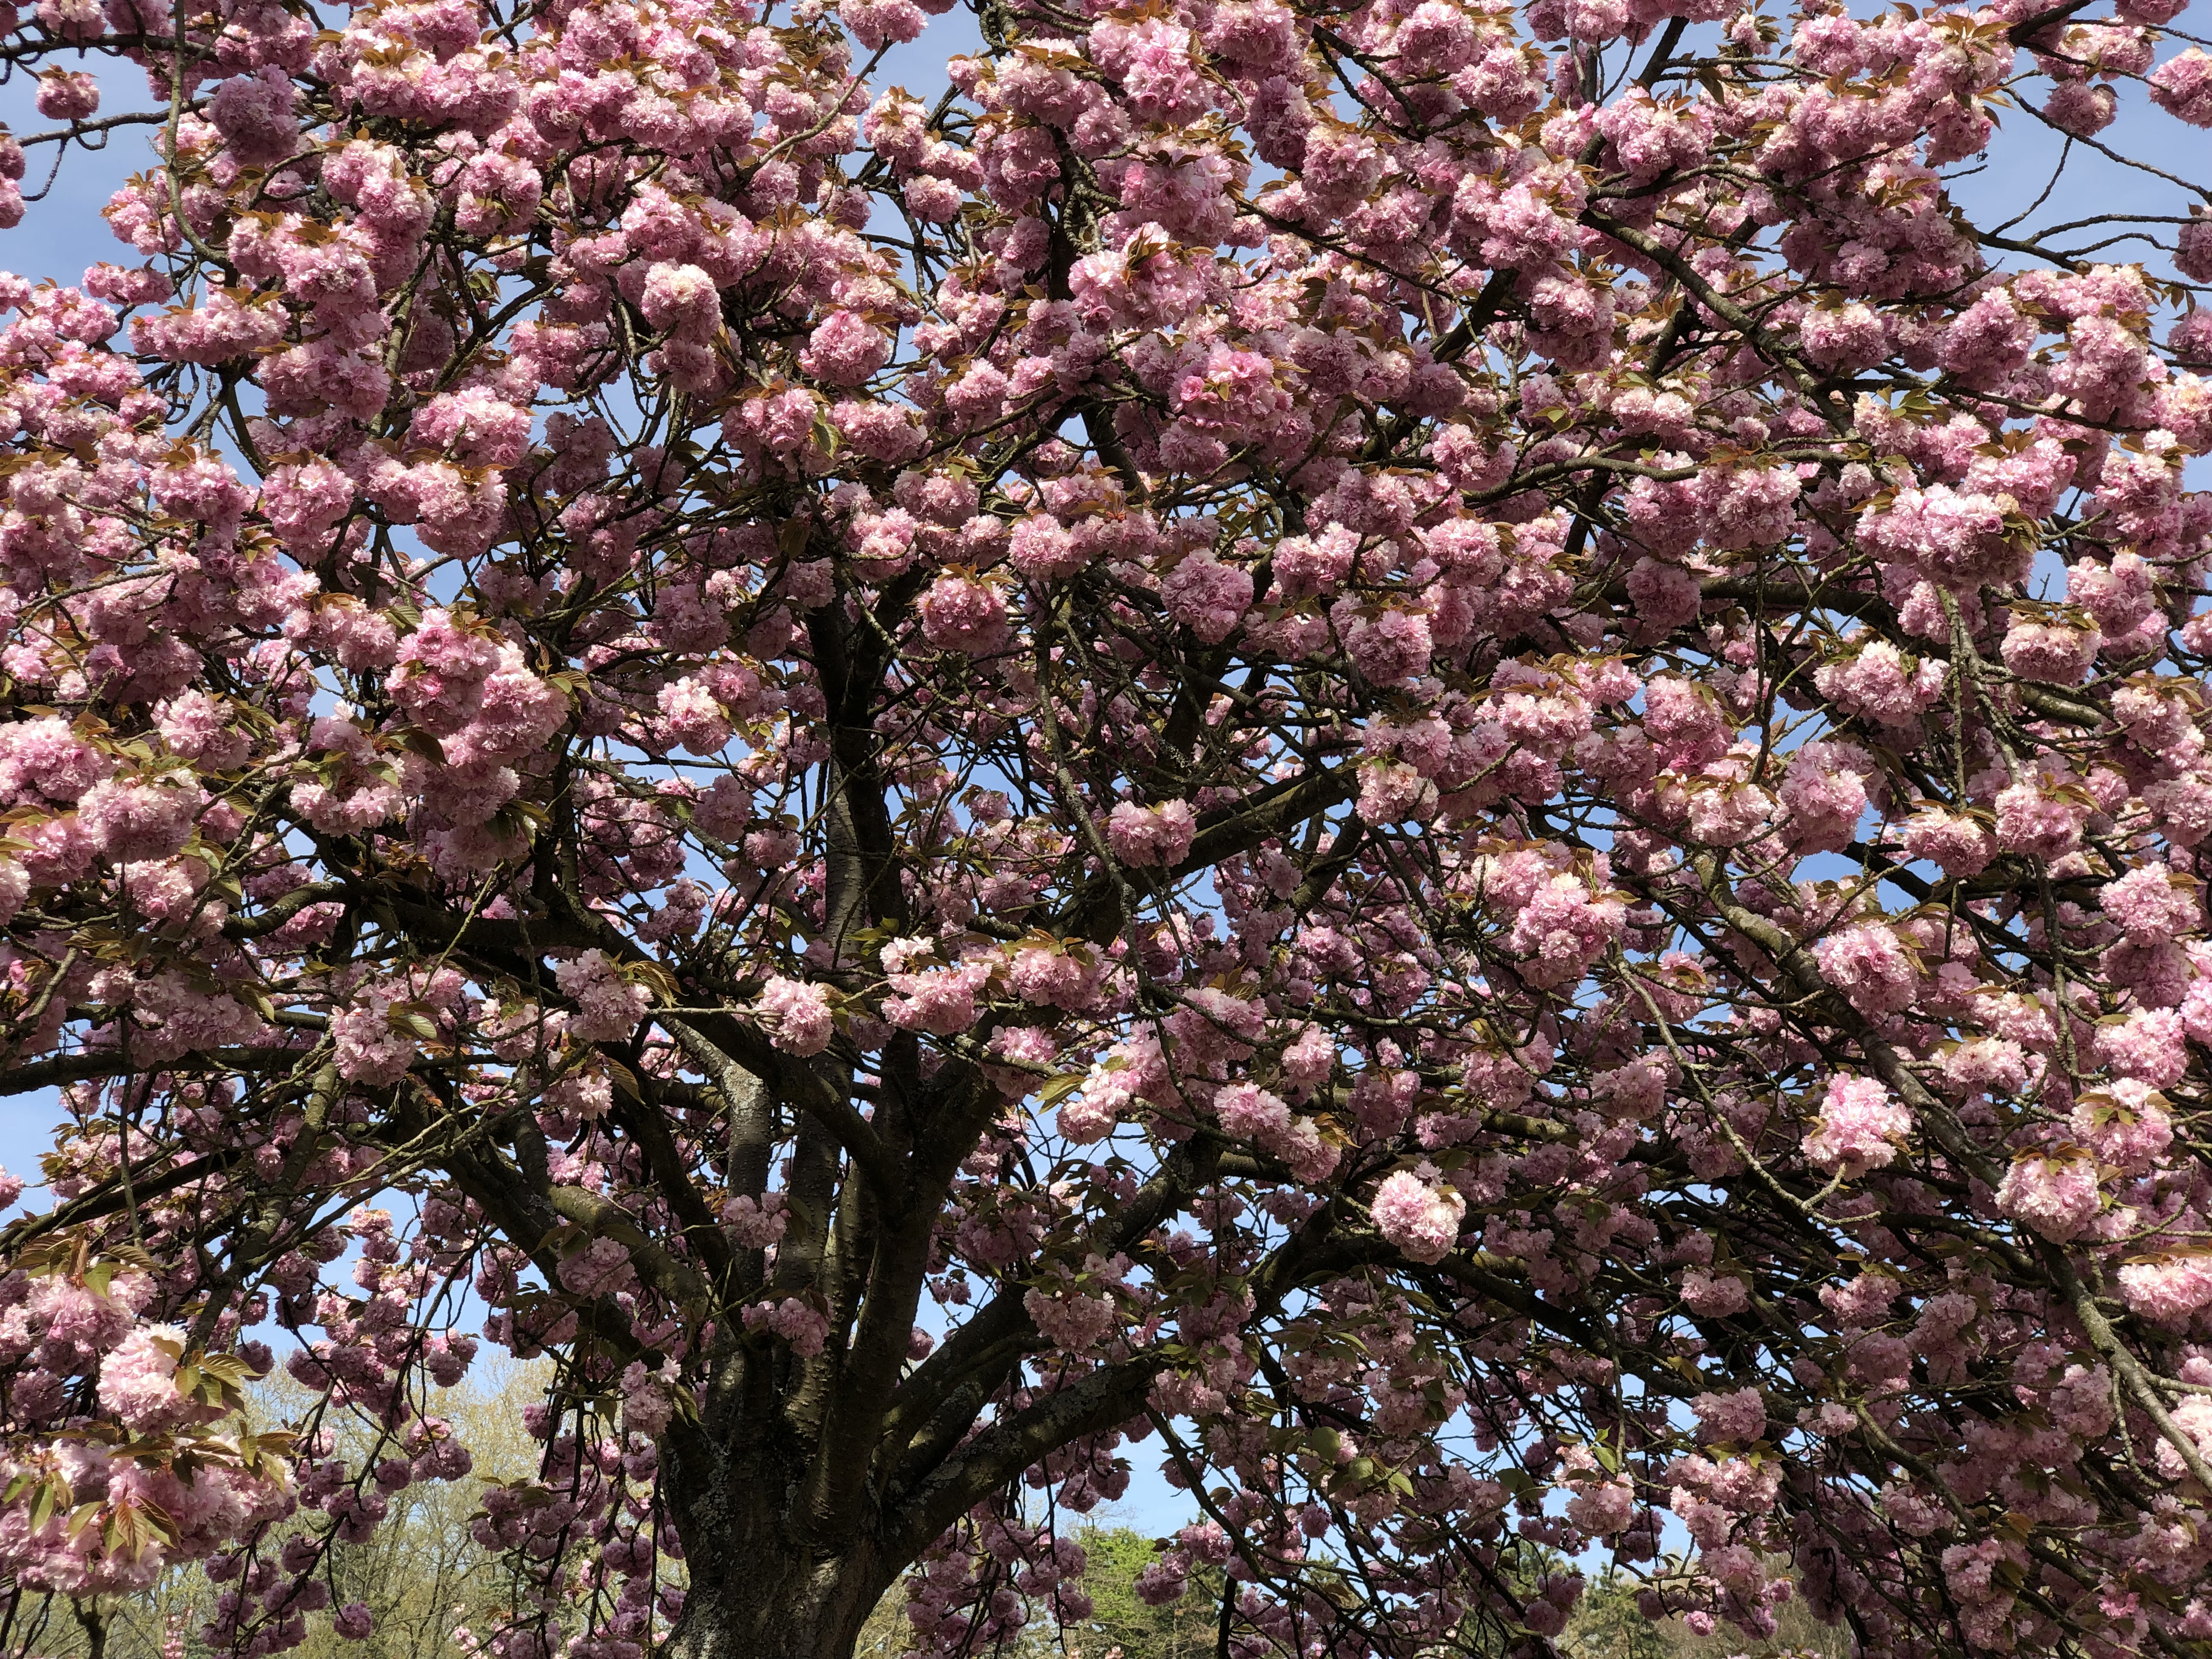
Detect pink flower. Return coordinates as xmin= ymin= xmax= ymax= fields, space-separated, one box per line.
xmin=1814 ymin=924 xmax=1917 ymax=1016
xmin=1499 ymin=857 xmax=1625 ymax=990
xmin=885 ymin=959 xmax=991 ymax=1034
xmin=2117 ymin=1253 xmax=2212 ymax=1324
xmin=759 ymin=976 xmax=833 ymax=1055
xmin=1684 ymin=776 xmax=1773 ymax=847
xmin=1777 ymin=741 xmax=1870 ymax=853
xmin=1814 ymin=639 xmax=1945 ymax=726
xmin=455 ymin=148 xmax=541 ymax=236
xmin=554 ymin=950 xmax=651 ymax=1042
xmin=1214 ymin=1082 xmax=1291 ymax=1142
xmin=1679 ymin=1265 xmax=1749 ymax=1316
xmin=207 ymin=67 xmax=298 ymax=168
xmin=35 ymin=69 xmax=98 ymax=119
xmin=743 ymin=1296 xmax=831 ymax=1356
xmin=155 ymin=692 xmax=248 ymax=770
xmin=1008 ymin=515 xmax=1086 ymax=582
xmin=2150 ymin=48 xmax=2212 ymax=127
xmin=721 ymin=1193 xmax=789 ymax=1249
xmin=1995 ymin=778 xmax=2086 ymax=860
xmin=1359 ymin=759 xmax=1438 ymax=827
xmin=617 ymin=1358 xmax=681 ymax=1437
xmin=1936 ymin=288 xmax=2037 ymax=382
xmin=447 ymin=649 xmax=567 ymax=766
xmin=1803 ymin=1075 xmax=1912 ymax=1177
xmin=1282 ymin=1024 xmax=1335 ymax=1094
xmin=1995 ymin=1149 xmax=2102 ymax=1241
xmin=1370 ymin=1168 xmax=1464 ymax=1263
xmin=1798 ymin=301 xmax=1886 ymax=372
xmin=392 ymin=608 xmax=502 ymax=734
xmin=1940 ymin=1537 xmax=2028 ymax=1609
xmin=96 ymin=1324 xmax=195 ymax=1432
xmin=843 ymin=0 xmax=927 ymax=48
xmin=1092 ymin=16 xmax=1213 ymax=123
xmin=1522 ymin=1595 xmax=1569 ymax=1639
xmin=1006 ymin=942 xmax=1098 ymax=1010
xmin=408 ymin=387 xmax=531 ymax=468
xmin=919 ymin=573 xmax=1011 ymax=654
xmin=1059 ymin=1058 xmax=1134 ymax=1142
xmin=1275 ymin=525 xmax=1360 ymax=598
xmin=1171 ymin=348 xmax=1287 ymax=440
xmin=0 ymin=716 xmax=109 ymax=802
xmin=2000 ymin=615 xmax=2100 ymax=685
xmin=2071 ymin=1081 xmax=2173 ymax=1173
xmin=2094 ymin=1007 xmax=2188 ymax=1087
xmin=132 ymin=288 xmax=284 ymax=366
xmin=2044 ymin=80 xmax=2116 ymax=137
xmin=656 ymin=676 xmax=732 ymax=755
xmin=1161 ymin=554 xmax=1254 ymax=644
xmin=1332 ymin=599 xmax=1433 ymax=686
xmin=800 ymin=310 xmax=892 ymax=385
xmin=1024 ymin=1286 xmax=1117 ymax=1354
xmin=2152 ymin=1396 xmax=2212 ymax=1483
xmin=27 ymin=1271 xmax=140 ymax=1361
xmin=1274 ymin=1116 xmax=1341 ymax=1182
xmin=1858 ymin=484 xmax=2026 ymax=590
xmin=1692 ymin=1387 xmax=1767 ymax=1446
xmin=1902 ymin=808 xmax=1993 ymax=878
xmin=639 ymin=262 xmax=721 ymax=340
xmin=77 ymin=775 xmax=205 ymax=864
xmin=2102 ymin=865 xmax=2200 ymax=943
xmin=1942 ymin=1037 xmax=2030 ymax=1099
xmin=1563 ymin=1479 xmax=1634 ymax=1537
xmin=1394 ymin=0 xmax=1479 ymax=71
xmin=1107 ymin=799 xmax=1197 ymax=868
xmin=557 ymin=1235 xmax=638 ymax=1298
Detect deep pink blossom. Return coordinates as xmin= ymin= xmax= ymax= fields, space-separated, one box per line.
xmin=1370 ymin=1168 xmax=1464 ymax=1263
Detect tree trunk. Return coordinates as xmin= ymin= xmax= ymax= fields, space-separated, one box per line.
xmin=661 ymin=1542 xmax=890 ymax=1659
xmin=658 ymin=1425 xmax=897 ymax=1659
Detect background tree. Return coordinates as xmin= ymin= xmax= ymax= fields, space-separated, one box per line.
xmin=1566 ymin=1571 xmax=1674 ymax=1659
xmin=8 ymin=1361 xmax=547 ymax=1659
xmin=0 ymin=0 xmax=2208 ymax=1656
xmin=1057 ymin=1527 xmax=1228 ymax=1659
xmin=283 ymin=1360 xmax=550 ymax=1659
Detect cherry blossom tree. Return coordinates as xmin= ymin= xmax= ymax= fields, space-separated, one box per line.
xmin=2 ymin=0 xmax=2212 ymax=1652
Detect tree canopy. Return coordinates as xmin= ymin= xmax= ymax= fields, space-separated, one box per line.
xmin=0 ymin=0 xmax=2210 ymax=1654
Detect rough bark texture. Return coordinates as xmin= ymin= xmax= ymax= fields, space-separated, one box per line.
xmin=660 ymin=1427 xmax=895 ymax=1659
xmin=660 ymin=1542 xmax=888 ymax=1659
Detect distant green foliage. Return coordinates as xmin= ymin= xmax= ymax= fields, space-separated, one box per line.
xmin=27 ymin=1462 xmax=1848 ymax=1659
xmin=1563 ymin=1565 xmax=1854 ymax=1659
xmin=1060 ymin=1527 xmax=1225 ymax=1659
xmin=16 ymin=1363 xmax=549 ymax=1659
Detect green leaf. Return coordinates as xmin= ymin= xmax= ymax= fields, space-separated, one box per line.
xmin=393 ymin=726 xmax=447 ymax=764
xmin=27 ymin=1477 xmax=64 ymax=1532
xmin=385 ymin=1001 xmax=441 ymax=1041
